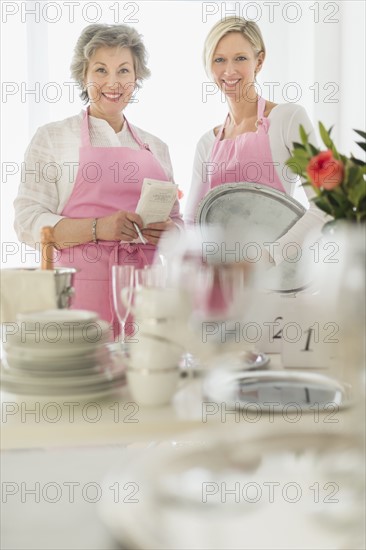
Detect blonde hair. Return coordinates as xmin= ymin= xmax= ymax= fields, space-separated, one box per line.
xmin=204 ymin=17 xmax=266 ymax=77
xmin=70 ymin=24 xmax=151 ymax=103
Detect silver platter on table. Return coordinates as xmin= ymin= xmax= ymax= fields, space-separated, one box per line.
xmin=203 ymin=369 xmax=351 ymax=412
xmin=195 ymin=182 xmax=309 ymax=293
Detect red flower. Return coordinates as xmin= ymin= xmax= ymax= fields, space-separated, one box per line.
xmin=306 ymin=150 xmax=344 ymax=190
xmin=177 ymin=188 xmax=184 ymax=200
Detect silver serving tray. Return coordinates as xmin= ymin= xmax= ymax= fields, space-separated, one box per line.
xmin=203 ymin=369 xmax=351 ymax=412
xmin=195 ymin=182 xmax=306 ymax=242
xmin=195 ymin=182 xmax=308 ymax=293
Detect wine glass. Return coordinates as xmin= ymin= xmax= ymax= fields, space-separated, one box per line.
xmin=134 ymin=264 xmax=167 ymax=290
xmin=111 ymin=265 xmax=135 ymax=352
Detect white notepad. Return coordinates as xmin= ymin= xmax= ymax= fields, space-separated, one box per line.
xmin=135 ymin=178 xmax=178 ymax=227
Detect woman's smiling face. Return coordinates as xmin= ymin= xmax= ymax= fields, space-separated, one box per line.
xmin=211 ymin=32 xmax=263 ymax=100
xmin=84 ymin=46 xmax=136 ymax=119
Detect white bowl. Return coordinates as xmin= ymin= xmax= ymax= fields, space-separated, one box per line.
xmin=127 ymin=367 xmax=180 ymax=407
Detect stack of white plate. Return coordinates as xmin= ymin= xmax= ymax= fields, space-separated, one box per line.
xmin=1 ymin=309 xmax=126 ymax=398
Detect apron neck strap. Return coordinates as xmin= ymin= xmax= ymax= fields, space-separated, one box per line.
xmin=257 ymin=95 xmax=266 ymax=119
xmin=216 ymin=95 xmax=266 ymax=142
xmin=81 ymin=108 xmax=92 ymax=146
xmin=82 ymin=108 xmax=149 ymax=150
xmin=216 ymin=114 xmax=229 ymax=142
xmin=123 ymin=117 xmax=150 ymax=150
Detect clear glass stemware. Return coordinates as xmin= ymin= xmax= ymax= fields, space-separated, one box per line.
xmin=111 ymin=265 xmax=135 ymax=352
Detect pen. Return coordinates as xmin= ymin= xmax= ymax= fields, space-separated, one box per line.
xmin=132 ymin=222 xmax=147 ymax=244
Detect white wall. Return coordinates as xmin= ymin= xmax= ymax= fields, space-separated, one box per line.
xmin=1 ymin=1 xmax=365 ymax=268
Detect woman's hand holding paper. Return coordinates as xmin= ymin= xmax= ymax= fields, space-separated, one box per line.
xmin=142 ymin=218 xmax=179 ymax=246
xmin=97 ymin=210 xmax=143 ymax=242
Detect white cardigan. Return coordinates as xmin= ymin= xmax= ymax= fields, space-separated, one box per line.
xmin=14 ymin=111 xmax=181 ymax=247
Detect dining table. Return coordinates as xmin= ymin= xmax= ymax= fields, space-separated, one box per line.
xmin=1 ymin=348 xmax=364 ymax=550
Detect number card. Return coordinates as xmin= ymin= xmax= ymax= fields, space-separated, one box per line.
xmin=281 ymin=295 xmax=339 ymax=369
xmin=243 ymin=292 xmax=297 ymax=354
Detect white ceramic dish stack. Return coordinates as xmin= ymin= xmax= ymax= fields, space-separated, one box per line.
xmin=1 ymin=309 xmax=126 ymax=398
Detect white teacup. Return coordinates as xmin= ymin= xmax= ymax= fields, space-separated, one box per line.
xmin=122 ymin=286 xmax=191 ymax=322
xmin=128 ymin=331 xmax=184 ymax=370
xmin=127 ymin=367 xmax=180 ymax=407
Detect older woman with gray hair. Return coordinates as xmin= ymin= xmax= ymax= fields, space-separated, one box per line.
xmin=14 ymin=24 xmax=182 ymax=325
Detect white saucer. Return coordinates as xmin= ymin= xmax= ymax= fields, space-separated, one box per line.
xmin=1 ymin=380 xmax=126 ymax=401
xmin=3 ymin=345 xmax=112 ymax=371
xmin=1 ymin=351 xmax=127 ymax=397
xmin=4 ymin=319 xmax=111 ymax=350
xmin=1 ymin=366 xmax=126 ymax=389
xmin=3 ymin=340 xmax=110 ymax=360
xmin=16 ymin=309 xmax=99 ymax=324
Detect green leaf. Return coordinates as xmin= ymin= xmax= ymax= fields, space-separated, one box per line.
xmin=318 ymin=122 xmax=333 ymax=148
xmin=347 ymin=176 xmax=366 ymax=207
xmin=313 ymin=195 xmax=334 ymax=216
xmin=343 ymin=162 xmax=357 ymax=184
xmin=294 ymin=159 xmax=309 ymax=173
xmin=318 ymin=122 xmax=340 ymax=160
xmin=285 ymin=158 xmax=307 ymax=175
xmin=291 ymin=141 xmax=307 ymax=151
xmin=343 ymin=162 xmax=366 ymax=198
xmin=309 ymin=143 xmax=319 ymax=156
xmin=292 ymin=148 xmax=310 ymax=160
xmin=299 ymin=124 xmax=309 ymax=147
xmin=354 ymin=129 xmax=366 ymax=139
xmin=350 ymin=155 xmax=366 ymax=167
xmin=339 ymin=153 xmax=349 ymax=165
xmin=327 ymin=191 xmax=347 ymax=209
xmin=356 ymin=141 xmax=366 ymax=152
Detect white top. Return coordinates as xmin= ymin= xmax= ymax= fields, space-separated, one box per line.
xmin=185 ymin=103 xmax=328 ymax=265
xmin=14 ymin=111 xmax=181 ymax=247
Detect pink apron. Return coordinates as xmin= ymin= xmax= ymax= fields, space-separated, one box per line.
xmin=55 ymin=109 xmax=169 ymax=327
xmin=207 ymin=96 xmax=285 ymax=315
xmin=209 ymin=96 xmax=285 ymax=192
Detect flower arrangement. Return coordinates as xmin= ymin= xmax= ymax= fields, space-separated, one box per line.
xmin=286 ymin=123 xmax=366 ymax=225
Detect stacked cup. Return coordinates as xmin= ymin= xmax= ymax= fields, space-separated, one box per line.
xmin=125 ymin=266 xmax=191 ymax=406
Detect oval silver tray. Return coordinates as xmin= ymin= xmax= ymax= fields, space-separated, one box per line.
xmin=195 ymin=182 xmax=306 ymax=241
xmin=203 ymin=369 xmax=351 ymax=412
xmin=195 ymin=182 xmax=309 ymax=293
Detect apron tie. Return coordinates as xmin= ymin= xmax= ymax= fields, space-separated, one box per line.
xmin=121 ymin=242 xmax=151 ymax=265
xmin=255 ymin=116 xmax=270 ymax=133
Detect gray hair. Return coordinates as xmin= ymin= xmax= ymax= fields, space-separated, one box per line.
xmin=70 ymin=24 xmax=151 ymax=103
xmin=204 ymin=17 xmax=266 ymax=78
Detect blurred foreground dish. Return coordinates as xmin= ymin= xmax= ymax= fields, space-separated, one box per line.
xmin=100 ymin=428 xmax=365 ymax=550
